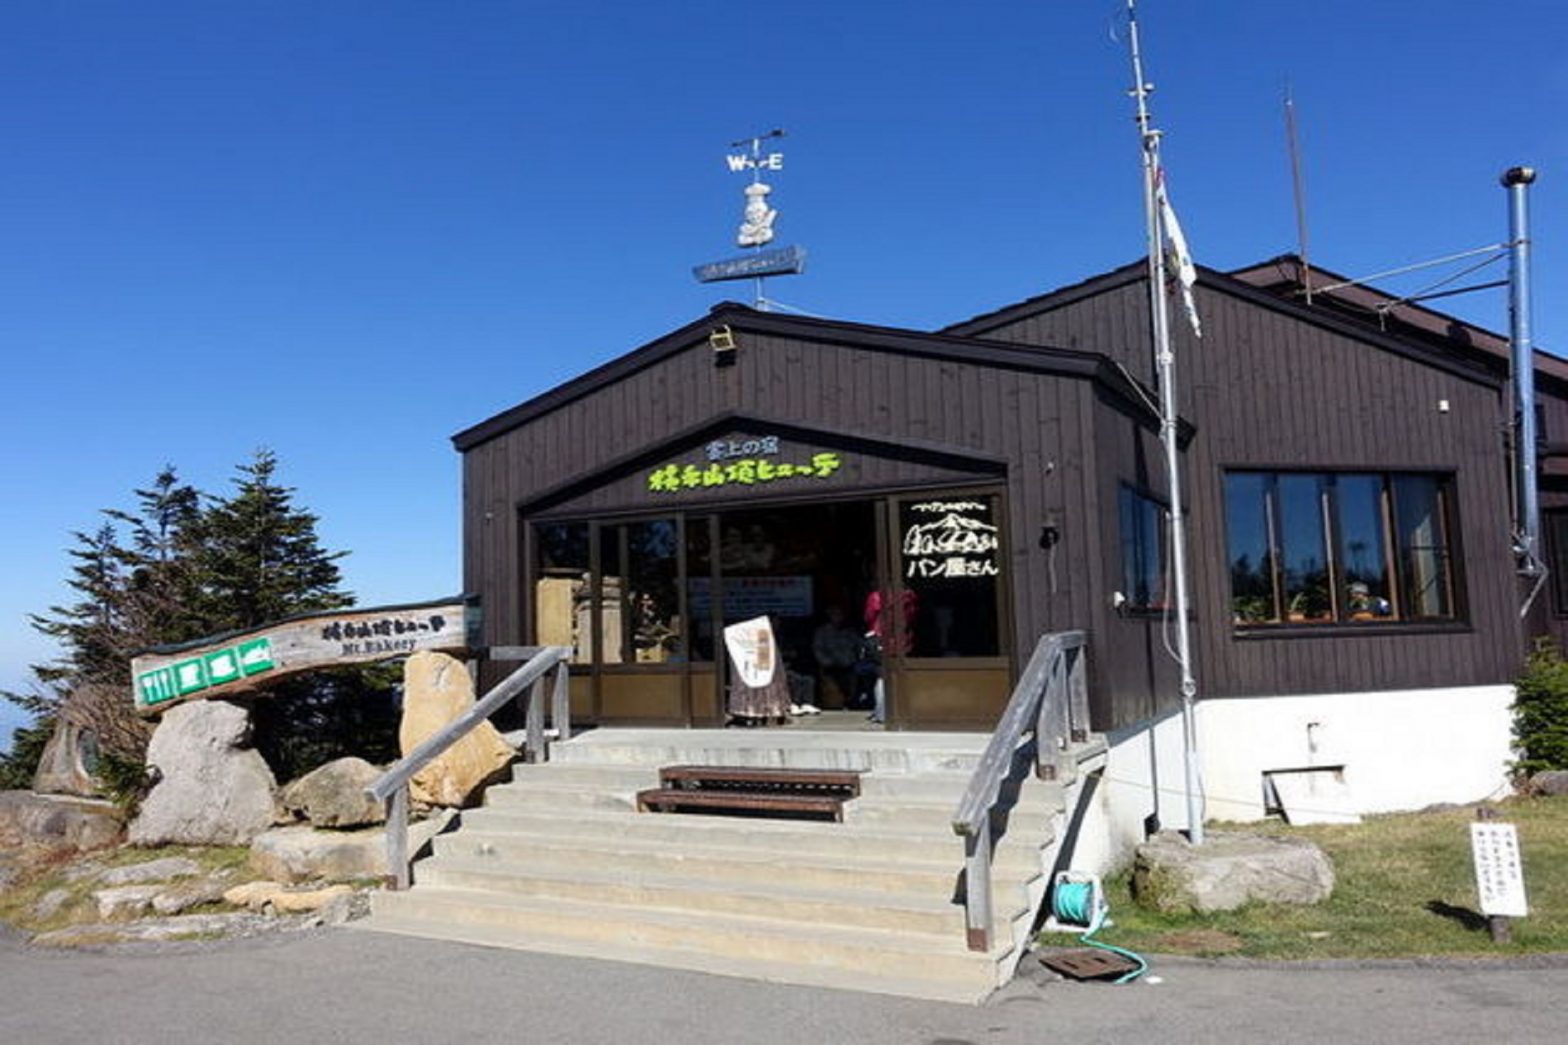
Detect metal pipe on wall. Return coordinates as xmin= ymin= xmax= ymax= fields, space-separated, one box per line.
xmin=1503 ymin=166 xmax=1541 ymax=579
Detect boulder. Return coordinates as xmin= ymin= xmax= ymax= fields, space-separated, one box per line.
xmin=129 ymin=701 xmax=278 ymax=847
xmin=247 ymin=811 xmax=455 ymax=883
xmin=280 ymin=757 xmax=386 ymax=828
xmin=0 ymin=790 xmax=122 ymax=854
xmin=31 ymin=718 xmax=102 ymax=798
xmin=99 ymin=856 xmax=201 ymax=886
xmin=400 ymin=652 xmax=512 ymax=808
xmin=1530 ymin=769 xmax=1568 ymax=797
xmin=1133 ymin=830 xmax=1335 ymax=914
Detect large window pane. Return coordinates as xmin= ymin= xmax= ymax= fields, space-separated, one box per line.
xmin=626 ymin=519 xmax=683 ymax=663
xmin=534 ymin=522 xmax=590 ymax=663
xmin=1278 ymin=475 xmax=1333 ymax=622
xmin=1119 ymin=485 xmax=1166 ymax=612
xmin=898 ymin=497 xmax=1002 ymax=657
xmin=1222 ymin=470 xmax=1459 ymax=629
xmin=1335 ymin=475 xmax=1393 ymax=619
xmin=1225 ymin=473 xmax=1276 ymax=624
xmin=1392 ymin=476 xmax=1453 ymax=619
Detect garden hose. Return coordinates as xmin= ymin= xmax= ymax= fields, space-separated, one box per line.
xmin=1051 ymin=879 xmax=1149 ymax=984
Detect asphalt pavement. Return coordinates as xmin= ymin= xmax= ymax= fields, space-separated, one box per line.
xmin=1 ymin=925 xmax=1565 ymax=1044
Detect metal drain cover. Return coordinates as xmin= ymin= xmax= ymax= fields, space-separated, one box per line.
xmin=1037 ymin=948 xmax=1142 ymax=981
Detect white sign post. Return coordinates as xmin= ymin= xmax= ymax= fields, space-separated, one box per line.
xmin=1470 ymin=816 xmax=1527 ymax=942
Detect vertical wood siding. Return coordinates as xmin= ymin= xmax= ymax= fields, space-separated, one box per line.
xmin=971 ymin=280 xmax=1525 ymax=699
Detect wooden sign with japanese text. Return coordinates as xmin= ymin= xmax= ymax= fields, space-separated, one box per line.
xmin=131 ymin=598 xmax=476 ymax=716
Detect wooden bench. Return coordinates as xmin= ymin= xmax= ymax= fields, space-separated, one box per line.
xmin=635 ymin=765 xmax=864 ymax=822
xmin=635 ymin=788 xmax=848 ymax=821
xmin=657 ymin=765 xmax=862 ymax=797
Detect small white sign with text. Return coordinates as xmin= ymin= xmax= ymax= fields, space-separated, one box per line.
xmin=1470 ymin=822 xmax=1528 ymax=918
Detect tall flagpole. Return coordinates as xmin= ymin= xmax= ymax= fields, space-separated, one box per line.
xmin=1126 ymin=0 xmax=1205 ymax=844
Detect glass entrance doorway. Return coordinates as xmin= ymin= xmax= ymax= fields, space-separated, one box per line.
xmin=528 ymin=488 xmax=1010 ymax=728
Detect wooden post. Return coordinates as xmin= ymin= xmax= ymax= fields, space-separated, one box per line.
xmin=550 ymin=660 xmax=571 ymax=756
xmin=963 ymin=826 xmax=993 ymax=952
xmin=526 ymin=675 xmax=547 ymax=764
xmin=386 ymin=784 xmax=410 ymax=890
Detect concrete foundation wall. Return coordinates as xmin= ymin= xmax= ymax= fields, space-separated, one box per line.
xmin=1052 ymin=685 xmax=1517 ymax=877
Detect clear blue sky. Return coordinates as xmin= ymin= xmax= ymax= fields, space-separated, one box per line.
xmin=3 ymin=1 xmax=1565 ymax=748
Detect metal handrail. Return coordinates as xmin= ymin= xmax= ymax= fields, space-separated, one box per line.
xmin=367 ymin=645 xmax=573 ymax=888
xmin=951 ymin=631 xmax=1088 ymax=951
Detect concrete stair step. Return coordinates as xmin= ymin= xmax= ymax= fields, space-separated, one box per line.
xmin=353 ymin=911 xmax=995 ymax=1004
xmin=547 ymin=730 xmax=988 ymax=773
xmin=507 ymin=762 xmax=1000 ymax=802
xmin=416 ymin=856 xmax=1023 ymax=937
xmin=441 ymin=808 xmax=1049 ymax=874
xmin=424 ymin=829 xmax=1037 ymax=897
xmin=484 ymin=777 xmax=1060 ymax=828
xmin=367 ymin=886 xmax=1008 ymax=989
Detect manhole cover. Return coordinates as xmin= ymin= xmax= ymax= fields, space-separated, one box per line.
xmin=1038 ymin=948 xmax=1142 ymax=981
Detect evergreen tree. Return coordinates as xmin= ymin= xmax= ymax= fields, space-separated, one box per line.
xmin=185 ymin=449 xmax=352 ymax=632
xmin=105 ymin=466 xmax=203 ymax=648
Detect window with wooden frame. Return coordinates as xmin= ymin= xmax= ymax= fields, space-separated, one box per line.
xmin=1223 ymin=470 xmax=1459 ymax=628
xmin=1118 ymin=484 xmax=1168 ymax=613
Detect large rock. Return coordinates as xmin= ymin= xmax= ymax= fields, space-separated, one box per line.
xmin=1132 ymin=830 xmax=1335 ymax=914
xmin=247 ymin=812 xmax=455 ymax=883
xmin=32 ymin=718 xmax=102 ymax=798
xmin=129 ymin=701 xmax=278 ymax=847
xmin=0 ymin=791 xmax=122 ymax=853
xmin=400 ymin=651 xmax=512 ymax=808
xmin=1530 ymin=769 xmax=1568 ymax=797
xmin=280 ymin=757 xmax=386 ymax=828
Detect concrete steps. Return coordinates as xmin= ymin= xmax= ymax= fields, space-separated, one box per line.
xmin=357 ymin=729 xmax=1064 ymax=1003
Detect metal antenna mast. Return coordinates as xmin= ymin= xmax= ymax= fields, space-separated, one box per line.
xmin=1127 ymin=0 xmax=1204 ymax=845
xmin=1284 ymin=84 xmax=1313 ymax=305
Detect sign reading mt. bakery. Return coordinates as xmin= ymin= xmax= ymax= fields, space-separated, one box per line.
xmin=131 ymin=597 xmax=476 ymax=716
xmin=647 ymin=437 xmax=842 ymax=494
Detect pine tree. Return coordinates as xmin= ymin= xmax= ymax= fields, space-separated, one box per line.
xmin=185 ymin=449 xmax=352 ymax=631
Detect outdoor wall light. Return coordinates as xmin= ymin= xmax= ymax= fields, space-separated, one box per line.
xmin=709 ymin=324 xmax=737 ymax=366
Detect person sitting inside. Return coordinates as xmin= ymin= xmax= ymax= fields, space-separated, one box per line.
xmin=811 ymin=605 xmax=860 ymax=709
xmin=1347 ymin=581 xmax=1392 ymax=619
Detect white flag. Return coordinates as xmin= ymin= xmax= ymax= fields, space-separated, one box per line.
xmin=1154 ymin=165 xmax=1202 ymax=338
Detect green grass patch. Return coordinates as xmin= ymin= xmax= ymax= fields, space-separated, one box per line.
xmin=1086 ymin=795 xmax=1568 ymax=960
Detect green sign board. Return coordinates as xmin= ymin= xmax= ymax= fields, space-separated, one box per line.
xmin=238 ymin=638 xmax=275 ymax=675
xmin=137 ymin=637 xmax=275 ymax=707
xmin=137 ymin=667 xmax=179 ymax=707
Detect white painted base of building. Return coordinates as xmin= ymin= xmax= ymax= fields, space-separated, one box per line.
xmin=1058 ymin=684 xmax=1517 ymax=875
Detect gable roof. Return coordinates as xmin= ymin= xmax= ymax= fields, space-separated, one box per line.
xmin=943 ymin=253 xmax=1536 ymax=392
xmin=1229 ymin=254 xmax=1568 ymax=388
xmin=452 ymin=301 xmax=1167 ymax=452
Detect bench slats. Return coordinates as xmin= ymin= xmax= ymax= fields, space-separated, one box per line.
xmin=635 ymin=788 xmax=847 ymax=822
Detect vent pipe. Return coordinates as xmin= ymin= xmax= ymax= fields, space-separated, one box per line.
xmin=1503 ymin=166 xmax=1542 ymax=578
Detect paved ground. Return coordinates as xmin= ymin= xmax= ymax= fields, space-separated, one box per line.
xmin=2 ymin=925 xmax=1565 ymax=1044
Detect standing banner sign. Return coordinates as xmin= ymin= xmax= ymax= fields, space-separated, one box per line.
xmin=723 ymin=616 xmax=778 ymax=689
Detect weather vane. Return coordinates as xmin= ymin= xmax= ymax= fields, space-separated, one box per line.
xmin=693 ymin=128 xmax=807 ymax=309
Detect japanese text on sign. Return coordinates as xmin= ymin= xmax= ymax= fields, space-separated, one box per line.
xmin=647 ymin=452 xmax=842 ymax=494
xmin=1470 ymin=822 xmax=1529 ymax=918
xmin=902 ymin=500 xmax=1001 ymax=580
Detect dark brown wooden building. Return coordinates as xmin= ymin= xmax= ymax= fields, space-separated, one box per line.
xmin=455 ymin=255 xmax=1550 ymax=816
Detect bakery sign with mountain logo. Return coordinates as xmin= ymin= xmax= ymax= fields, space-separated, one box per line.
xmin=900 ymin=500 xmax=1001 ymax=580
